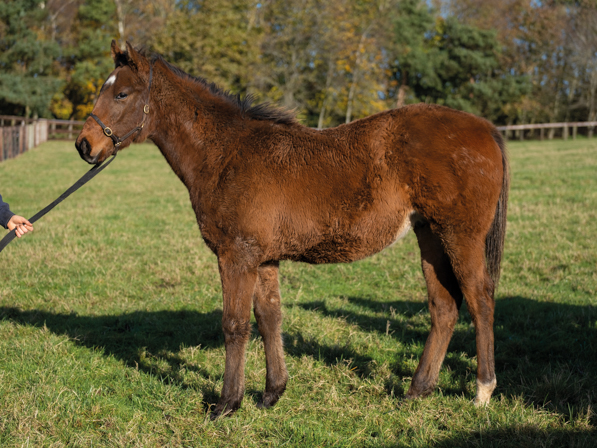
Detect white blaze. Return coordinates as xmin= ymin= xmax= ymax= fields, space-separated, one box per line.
xmin=104 ymin=75 xmax=117 ymax=87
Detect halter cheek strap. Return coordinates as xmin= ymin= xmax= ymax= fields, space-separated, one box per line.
xmin=90 ymin=64 xmax=153 ymax=148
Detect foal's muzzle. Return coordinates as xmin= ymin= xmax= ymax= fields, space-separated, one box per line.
xmin=76 ymin=137 xmax=102 ymax=164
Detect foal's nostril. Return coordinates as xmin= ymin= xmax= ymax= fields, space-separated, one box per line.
xmin=78 ymin=138 xmax=90 ymax=156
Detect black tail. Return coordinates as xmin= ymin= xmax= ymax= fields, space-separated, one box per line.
xmin=485 ymin=129 xmax=509 ymax=288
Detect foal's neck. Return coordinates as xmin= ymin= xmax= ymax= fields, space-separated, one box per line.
xmin=148 ymin=62 xmax=244 ymax=190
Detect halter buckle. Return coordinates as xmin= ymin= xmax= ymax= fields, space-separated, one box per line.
xmin=104 ymin=127 xmax=113 ymax=137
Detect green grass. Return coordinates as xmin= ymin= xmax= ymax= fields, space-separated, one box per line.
xmin=0 ymin=137 xmax=596 ymax=447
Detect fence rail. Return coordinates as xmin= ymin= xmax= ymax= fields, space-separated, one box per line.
xmin=496 ymin=121 xmax=597 ymax=141
xmin=0 ymin=115 xmax=85 ymax=163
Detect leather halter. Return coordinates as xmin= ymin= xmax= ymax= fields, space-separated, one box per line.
xmin=90 ymin=64 xmax=153 ymax=148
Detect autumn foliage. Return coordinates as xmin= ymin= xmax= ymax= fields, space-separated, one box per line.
xmin=1 ymin=0 xmax=595 ymax=128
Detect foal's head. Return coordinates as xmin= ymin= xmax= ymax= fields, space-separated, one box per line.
xmin=76 ymin=41 xmax=152 ymax=164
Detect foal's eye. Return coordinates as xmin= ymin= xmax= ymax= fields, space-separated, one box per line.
xmin=115 ymin=92 xmax=128 ymax=100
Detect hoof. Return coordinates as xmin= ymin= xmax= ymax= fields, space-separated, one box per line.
xmin=405 ymin=383 xmax=435 ymax=400
xmin=474 ymin=378 xmax=496 ymax=407
xmin=210 ymin=400 xmax=241 ymax=420
xmin=404 ymin=391 xmax=419 ymax=401
xmin=257 ymin=390 xmax=284 ymax=409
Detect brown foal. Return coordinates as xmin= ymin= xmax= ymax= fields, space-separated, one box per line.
xmin=76 ymin=41 xmax=509 ymax=418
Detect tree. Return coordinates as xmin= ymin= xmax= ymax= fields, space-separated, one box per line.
xmin=568 ymin=1 xmax=597 ymax=135
xmin=0 ymin=0 xmax=589 ymax=127
xmin=57 ymin=0 xmax=119 ymax=119
xmin=437 ymin=0 xmax=571 ymax=125
xmin=112 ymin=0 xmax=174 ymax=46
xmin=257 ymin=0 xmax=390 ymax=128
xmin=389 ymin=1 xmax=530 ymax=123
xmin=150 ymin=0 xmax=263 ymax=95
xmin=390 ymin=0 xmax=436 ymax=108
xmin=0 ymin=0 xmax=61 ymax=117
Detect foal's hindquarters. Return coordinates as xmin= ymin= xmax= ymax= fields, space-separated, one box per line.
xmin=397 ymin=115 xmax=506 ymax=406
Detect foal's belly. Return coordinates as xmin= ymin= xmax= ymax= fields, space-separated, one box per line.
xmin=285 ymin=210 xmax=415 ymax=264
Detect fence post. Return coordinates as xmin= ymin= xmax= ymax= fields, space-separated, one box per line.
xmin=573 ymin=125 xmax=577 ymax=140
xmin=68 ymin=118 xmax=73 ymax=139
xmin=563 ymin=124 xmax=568 ymax=140
xmin=20 ymin=120 xmax=26 ymax=154
xmin=41 ymin=119 xmax=48 ymax=144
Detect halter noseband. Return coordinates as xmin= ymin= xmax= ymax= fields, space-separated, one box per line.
xmin=90 ymin=64 xmax=154 ymax=148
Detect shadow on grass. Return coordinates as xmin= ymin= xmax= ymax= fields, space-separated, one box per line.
xmin=283 ymin=329 xmax=377 ymax=378
xmin=0 ymin=304 xmax=382 ymax=412
xmin=436 ymin=427 xmax=596 ymax=448
xmin=295 ymin=295 xmax=597 ymax=423
xmin=293 ymin=298 xmax=474 ymax=396
xmin=1 ymin=294 xmax=596 ymax=424
xmin=0 ymin=305 xmax=390 ymax=410
xmin=372 ymin=426 xmax=597 ymax=448
xmin=0 ymin=306 xmax=225 ymax=407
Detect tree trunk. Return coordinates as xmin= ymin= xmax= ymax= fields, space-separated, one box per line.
xmin=115 ymin=0 xmax=126 ymax=44
xmin=318 ymin=61 xmax=335 ymax=130
xmin=345 ymin=22 xmax=374 ymax=124
xmin=396 ymin=70 xmax=408 ymax=108
xmin=345 ymin=64 xmax=360 ymax=124
xmin=588 ymin=69 xmax=597 ymax=138
xmin=283 ymin=50 xmax=299 ymax=109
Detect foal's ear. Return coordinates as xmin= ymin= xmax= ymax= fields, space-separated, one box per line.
xmin=111 ymin=40 xmax=128 ymax=68
xmin=124 ymin=41 xmax=147 ymax=73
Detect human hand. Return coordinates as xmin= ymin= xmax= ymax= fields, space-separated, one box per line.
xmin=7 ymin=215 xmax=33 ymax=238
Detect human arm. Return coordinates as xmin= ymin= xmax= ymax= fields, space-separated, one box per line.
xmin=0 ymin=193 xmax=15 ymax=230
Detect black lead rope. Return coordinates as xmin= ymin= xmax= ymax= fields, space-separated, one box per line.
xmin=0 ymin=153 xmax=117 ymax=254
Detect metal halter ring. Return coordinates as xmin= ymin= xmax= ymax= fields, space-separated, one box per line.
xmin=143 ymin=105 xmax=150 ymax=114
xmin=104 ymin=127 xmax=113 ymax=137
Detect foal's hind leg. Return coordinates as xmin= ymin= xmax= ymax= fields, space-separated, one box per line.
xmin=253 ymin=262 xmax=288 ymax=408
xmin=448 ymin=237 xmax=497 ymax=406
xmin=407 ymin=224 xmax=463 ymax=399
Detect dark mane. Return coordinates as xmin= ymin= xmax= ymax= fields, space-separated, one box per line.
xmin=149 ymin=54 xmax=297 ymax=125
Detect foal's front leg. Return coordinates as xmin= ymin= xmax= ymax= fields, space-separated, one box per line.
xmin=212 ymin=255 xmax=258 ymax=418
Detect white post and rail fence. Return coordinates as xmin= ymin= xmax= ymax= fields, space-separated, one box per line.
xmin=1 ymin=115 xmax=596 ymax=163
xmin=496 ymin=121 xmax=597 ymax=141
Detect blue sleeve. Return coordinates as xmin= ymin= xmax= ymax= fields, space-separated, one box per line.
xmin=0 ymin=193 xmax=15 ymax=229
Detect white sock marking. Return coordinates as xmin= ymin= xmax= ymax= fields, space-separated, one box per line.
xmin=475 ymin=377 xmax=497 ymax=406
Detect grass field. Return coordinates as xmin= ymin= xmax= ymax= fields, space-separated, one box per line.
xmin=0 ymin=137 xmax=596 ymax=447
